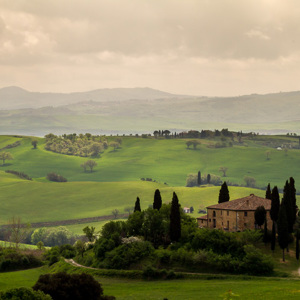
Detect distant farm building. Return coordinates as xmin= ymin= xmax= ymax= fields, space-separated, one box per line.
xmin=183 ymin=207 xmax=191 ymax=213
xmin=197 ymin=194 xmax=272 ymax=231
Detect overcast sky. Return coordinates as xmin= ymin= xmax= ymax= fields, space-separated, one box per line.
xmin=1 ymin=0 xmax=300 ymax=96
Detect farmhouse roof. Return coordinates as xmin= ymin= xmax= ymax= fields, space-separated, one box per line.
xmin=197 ymin=215 xmax=208 ymax=220
xmin=206 ymin=194 xmax=271 ymax=211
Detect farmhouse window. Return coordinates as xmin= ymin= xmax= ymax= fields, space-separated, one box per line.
xmin=213 ymin=211 xmax=216 ymax=217
xmin=244 ymin=212 xmax=248 ymax=217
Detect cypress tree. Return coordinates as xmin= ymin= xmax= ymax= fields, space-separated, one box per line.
xmin=289 ymin=177 xmax=297 ymax=229
xmin=218 ymin=182 xmax=230 ymax=204
xmin=265 ymin=183 xmax=272 ymax=200
xmin=277 ymin=203 xmax=289 ymax=262
xmin=197 ymin=171 xmax=201 ymax=185
xmin=296 ymin=232 xmax=300 ymax=261
xmin=170 ymin=192 xmax=181 ymax=242
xmin=270 ymin=186 xmax=280 ymax=223
xmin=153 ymin=189 xmax=162 ymax=210
xmin=207 ymin=174 xmax=211 ymax=184
xmin=263 ymin=215 xmax=268 ymax=243
xmin=282 ymin=180 xmax=294 ymax=234
xmin=255 ymin=206 xmax=266 ymax=229
xmin=134 ymin=197 xmax=141 ymax=212
xmin=271 ymin=221 xmax=276 ymax=252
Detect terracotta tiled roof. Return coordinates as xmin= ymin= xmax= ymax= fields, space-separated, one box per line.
xmin=206 ymin=194 xmax=271 ymax=211
xmin=197 ymin=215 xmax=208 ymax=220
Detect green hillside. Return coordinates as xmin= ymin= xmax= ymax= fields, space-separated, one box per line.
xmin=0 ymin=170 xmax=264 ymax=225
xmin=1 ymin=135 xmax=299 ymax=188
xmin=0 ymin=134 xmax=299 ymax=225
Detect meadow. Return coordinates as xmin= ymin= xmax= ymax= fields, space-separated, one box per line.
xmin=1 ymin=134 xmax=299 ymax=188
xmin=0 ymin=134 xmax=299 ymax=228
xmin=0 ymin=170 xmax=265 ymax=225
xmin=1 ymin=261 xmax=300 ymax=300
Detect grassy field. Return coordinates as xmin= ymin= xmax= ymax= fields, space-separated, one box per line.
xmin=0 ymin=170 xmax=267 ymax=225
xmin=1 ymin=135 xmax=299 ymax=188
xmin=1 ymin=263 xmax=300 ymax=299
xmin=0 ymin=134 xmax=299 ymax=225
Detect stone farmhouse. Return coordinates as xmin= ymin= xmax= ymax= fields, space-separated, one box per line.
xmin=197 ymin=194 xmax=272 ymax=231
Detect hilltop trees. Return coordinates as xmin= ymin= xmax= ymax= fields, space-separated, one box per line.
xmin=0 ymin=151 xmax=13 ymax=165
xmin=44 ymin=133 xmax=121 ymax=157
xmin=218 ymin=182 xmax=230 ymax=204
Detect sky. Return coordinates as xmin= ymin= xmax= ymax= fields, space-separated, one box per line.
xmin=1 ymin=0 xmax=300 ymax=96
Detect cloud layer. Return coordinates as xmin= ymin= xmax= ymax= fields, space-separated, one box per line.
xmin=1 ymin=0 xmax=300 ymax=96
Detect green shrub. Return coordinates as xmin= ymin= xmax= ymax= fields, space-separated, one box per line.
xmin=104 ymin=241 xmax=154 ymax=269
xmin=0 ymin=287 xmax=51 ymax=300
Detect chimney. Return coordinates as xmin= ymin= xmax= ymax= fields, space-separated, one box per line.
xmin=250 ymin=193 xmax=254 ymax=196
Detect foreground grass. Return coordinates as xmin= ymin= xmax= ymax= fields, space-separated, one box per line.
xmin=1 ymin=262 xmax=300 ymax=299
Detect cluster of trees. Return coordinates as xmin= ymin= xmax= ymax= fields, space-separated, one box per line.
xmin=266 ymin=178 xmax=298 ymax=261
xmin=186 ymin=171 xmax=222 ymax=187
xmin=44 ymin=133 xmax=122 ymax=157
xmin=31 ymin=227 xmax=78 ymax=247
xmin=73 ymin=189 xmax=273 ymax=275
xmin=46 ymin=172 xmax=67 ymax=182
xmin=80 ymin=160 xmax=97 ymax=172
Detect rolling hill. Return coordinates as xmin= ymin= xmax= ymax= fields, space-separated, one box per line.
xmin=0 ymin=87 xmax=300 ymax=136
xmin=0 ymin=134 xmax=299 ymax=226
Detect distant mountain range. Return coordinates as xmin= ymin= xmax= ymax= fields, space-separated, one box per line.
xmin=0 ymin=86 xmax=299 ymax=136
xmin=0 ymin=86 xmax=188 ymax=110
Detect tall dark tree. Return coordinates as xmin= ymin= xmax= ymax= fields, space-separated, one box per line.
xmin=263 ymin=215 xmax=268 ymax=243
xmin=270 ymin=186 xmax=280 ymax=223
xmin=255 ymin=206 xmax=266 ymax=229
xmin=296 ymin=232 xmax=300 ymax=261
xmin=207 ymin=174 xmax=211 ymax=184
xmin=197 ymin=171 xmax=201 ymax=185
xmin=289 ymin=177 xmax=297 ymax=229
xmin=218 ymin=182 xmax=230 ymax=204
xmin=134 ymin=197 xmax=141 ymax=212
xmin=277 ymin=203 xmax=289 ymax=262
xmin=282 ymin=180 xmax=294 ymax=234
xmin=170 ymin=192 xmax=181 ymax=242
xmin=153 ymin=189 xmax=162 ymax=210
xmin=265 ymin=183 xmax=272 ymax=199
xmin=271 ymin=222 xmax=276 ymax=252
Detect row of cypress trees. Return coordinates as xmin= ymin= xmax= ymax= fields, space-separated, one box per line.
xmin=133 ymin=189 xmax=181 ymax=242
xmin=267 ymin=178 xmax=297 ymax=261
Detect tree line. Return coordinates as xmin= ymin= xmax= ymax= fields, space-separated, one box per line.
xmin=44 ymin=133 xmax=122 ymax=157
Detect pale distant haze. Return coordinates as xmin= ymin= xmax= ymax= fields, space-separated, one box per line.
xmin=1 ymin=0 xmax=300 ymax=96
